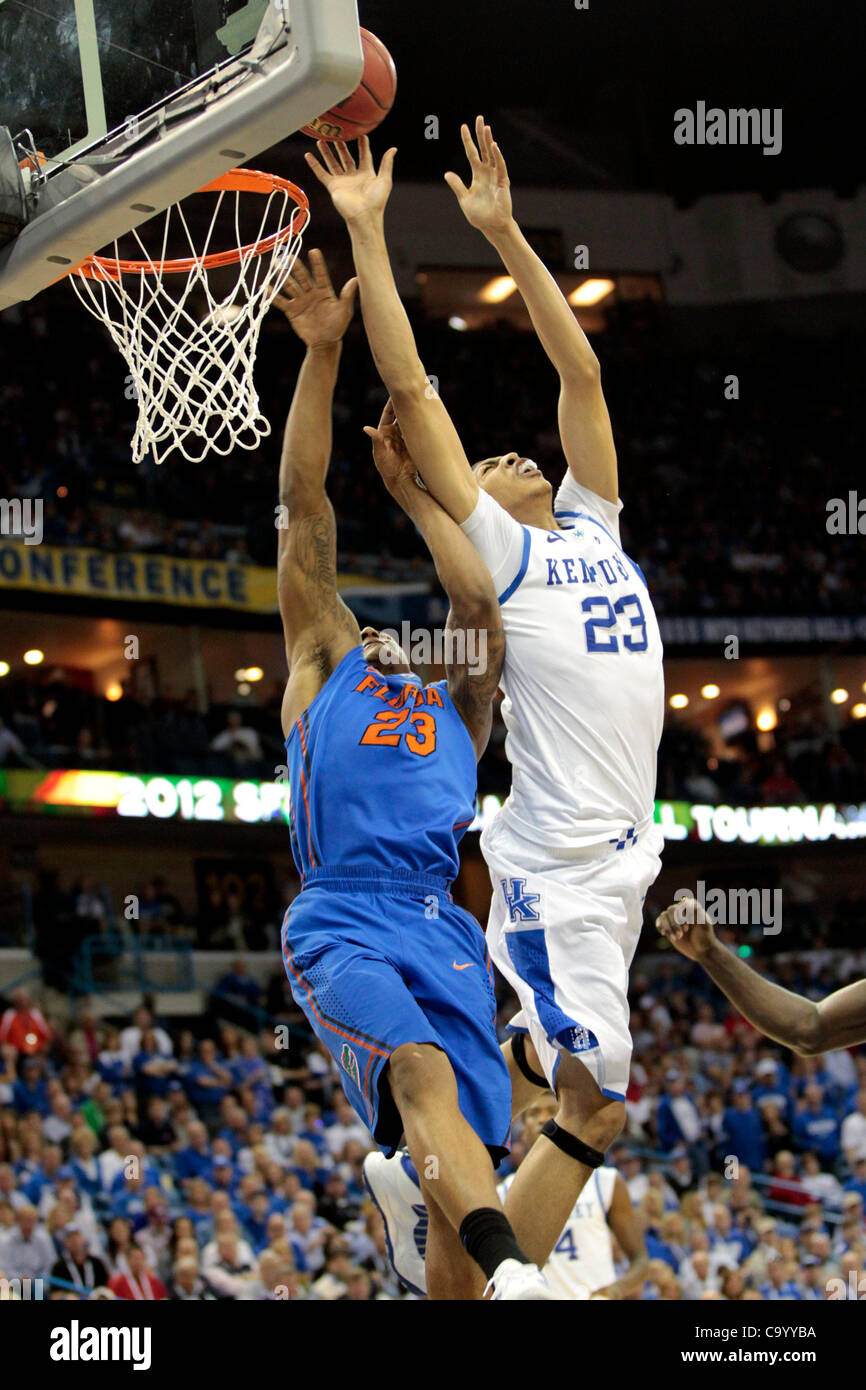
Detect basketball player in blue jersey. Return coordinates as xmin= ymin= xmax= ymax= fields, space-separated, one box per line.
xmin=271 ymin=249 xmax=553 ymax=1300
xmin=305 ymin=125 xmax=665 ymax=1292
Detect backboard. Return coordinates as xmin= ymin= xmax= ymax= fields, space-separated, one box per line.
xmin=0 ymin=0 xmax=363 ymax=307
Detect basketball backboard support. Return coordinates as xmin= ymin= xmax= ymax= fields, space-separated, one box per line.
xmin=0 ymin=0 xmax=363 ymax=308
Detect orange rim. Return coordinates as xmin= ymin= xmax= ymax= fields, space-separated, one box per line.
xmin=74 ymin=169 xmax=309 ymax=281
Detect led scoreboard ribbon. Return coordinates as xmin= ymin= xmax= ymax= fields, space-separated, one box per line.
xmin=1 ymin=772 xmax=866 ymax=843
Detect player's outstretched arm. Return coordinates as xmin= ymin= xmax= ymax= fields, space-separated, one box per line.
xmin=656 ymin=897 xmax=866 ymax=1055
xmin=446 ymin=117 xmax=618 ymax=505
xmin=304 ymin=137 xmax=479 ymax=525
xmin=273 ymin=251 xmax=361 ymax=733
xmin=365 ymin=402 xmax=504 ymax=758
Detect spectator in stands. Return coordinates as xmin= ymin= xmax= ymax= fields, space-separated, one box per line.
xmin=656 ymin=1070 xmax=702 ymax=1153
xmin=132 ymin=1028 xmax=179 ymax=1099
xmin=801 ymin=1151 xmax=844 ymax=1209
xmin=12 ymin=1056 xmax=50 ymax=1115
xmin=50 ymin=1223 xmax=109 ymax=1295
xmin=174 ymin=1120 xmax=213 ymax=1189
xmin=136 ymin=1096 xmax=177 ymax=1153
xmin=793 ymin=1083 xmax=841 ymax=1164
xmin=169 ymin=1254 xmax=214 ymax=1300
xmin=845 ymin=1155 xmax=866 ymax=1205
xmin=209 ymin=711 xmax=263 ymax=773
xmin=120 ymin=1006 xmax=171 ymax=1066
xmin=185 ymin=1040 xmax=233 ymax=1122
xmin=0 ymin=989 xmax=52 ymax=1055
xmin=107 ymin=1242 xmax=167 ymax=1300
xmin=767 ymin=1150 xmax=811 ymax=1209
xmin=213 ymin=958 xmax=264 ymax=1028
xmin=723 ymin=1081 xmax=766 ymax=1172
xmin=841 ymin=1088 xmax=866 ymax=1165
xmin=202 ymin=1230 xmax=257 ymax=1299
xmin=0 ymin=1203 xmax=55 ymax=1281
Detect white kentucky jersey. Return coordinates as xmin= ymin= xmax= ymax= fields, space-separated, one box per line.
xmin=499 ymin=1165 xmax=618 ymax=1297
xmin=461 ymin=471 xmax=664 ymax=849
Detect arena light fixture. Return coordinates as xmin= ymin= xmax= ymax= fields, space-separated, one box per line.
xmin=479 ymin=275 xmax=517 ymax=304
xmin=852 ymin=703 xmax=866 ymax=720
xmin=234 ymin=668 xmax=248 ymax=682
xmin=105 ymin=682 xmax=123 ymax=702
xmin=700 ymin=684 xmax=720 ymax=700
xmin=448 ymin=316 xmax=469 ymax=332
xmin=237 ymin=682 xmax=251 ymax=696
xmin=830 ymin=688 xmax=849 ymax=705
xmin=568 ymin=278 xmax=615 ymax=307
xmin=756 ymin=708 xmax=777 ymax=732
xmin=778 ymin=697 xmax=792 ymax=712
xmin=23 ymin=649 xmax=44 ymax=666
xmin=669 ymin=693 xmax=689 ymax=709
xmin=245 ymin=667 xmax=264 ymax=682
xmin=0 ymin=661 xmax=8 ymax=677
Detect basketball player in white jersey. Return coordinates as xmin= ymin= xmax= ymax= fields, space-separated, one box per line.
xmin=498 ymin=1095 xmax=649 ymax=1300
xmin=304 ymin=120 xmax=664 ymax=1279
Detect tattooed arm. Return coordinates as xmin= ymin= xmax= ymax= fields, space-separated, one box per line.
xmin=365 ymin=402 xmax=505 ymax=759
xmin=273 ymin=253 xmax=362 ymax=736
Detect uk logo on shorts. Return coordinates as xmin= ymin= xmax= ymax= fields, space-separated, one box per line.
xmin=501 ymin=878 xmax=541 ymax=922
xmin=340 ymin=1043 xmax=360 ymax=1087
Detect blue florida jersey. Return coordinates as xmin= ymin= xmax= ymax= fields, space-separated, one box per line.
xmin=284 ymin=645 xmax=477 ymax=883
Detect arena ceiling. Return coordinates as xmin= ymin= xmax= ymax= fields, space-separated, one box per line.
xmin=272 ymin=0 xmax=864 ymax=202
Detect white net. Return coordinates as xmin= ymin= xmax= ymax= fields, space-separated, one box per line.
xmin=70 ymin=173 xmax=309 ymax=464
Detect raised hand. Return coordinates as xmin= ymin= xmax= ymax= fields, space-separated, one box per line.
xmin=363 ymin=399 xmax=420 ymax=495
xmin=655 ymin=897 xmax=717 ymax=961
xmin=272 ymin=249 xmax=358 ymax=348
xmin=445 ymin=115 xmax=513 ymax=238
xmin=304 ymin=135 xmax=396 ymax=226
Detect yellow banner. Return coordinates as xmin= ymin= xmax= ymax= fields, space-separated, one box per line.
xmin=0 ymin=544 xmax=396 ymax=613
xmin=0 ymin=543 xmax=276 ymax=612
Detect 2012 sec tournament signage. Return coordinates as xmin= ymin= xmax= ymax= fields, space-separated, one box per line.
xmin=2 ymin=771 xmax=865 ymax=844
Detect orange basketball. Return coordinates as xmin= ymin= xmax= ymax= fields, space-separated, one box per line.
xmin=301 ymin=29 xmax=397 ymax=142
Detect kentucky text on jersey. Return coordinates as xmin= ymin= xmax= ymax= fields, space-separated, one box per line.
xmin=284 ymin=646 xmax=477 ymax=883
xmin=460 ymin=473 xmax=664 ymax=849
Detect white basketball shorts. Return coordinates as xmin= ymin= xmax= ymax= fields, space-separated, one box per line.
xmin=481 ymin=813 xmax=664 ymax=1100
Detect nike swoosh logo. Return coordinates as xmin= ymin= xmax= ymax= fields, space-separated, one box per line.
xmin=452 ymin=961 xmax=474 ymax=971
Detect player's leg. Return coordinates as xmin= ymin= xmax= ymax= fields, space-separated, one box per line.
xmin=388 ymin=1040 xmax=535 ymax=1296
xmin=285 ymin=892 xmax=550 ymax=1297
xmin=502 ymin=1050 xmax=625 ymax=1267
xmin=393 ymin=899 xmax=556 ymax=1298
xmin=503 ymin=1030 xmax=549 ymax=1119
xmin=485 ymin=851 xmax=633 ymax=1267
xmin=417 ymin=1165 xmax=484 ymax=1300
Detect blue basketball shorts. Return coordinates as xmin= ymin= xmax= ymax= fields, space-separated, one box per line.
xmin=280 ymin=865 xmax=512 ymax=1165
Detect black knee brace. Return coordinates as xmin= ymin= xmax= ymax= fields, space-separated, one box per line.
xmin=511 ymin=1032 xmax=548 ymax=1089
xmin=541 ymin=1119 xmax=605 ymax=1169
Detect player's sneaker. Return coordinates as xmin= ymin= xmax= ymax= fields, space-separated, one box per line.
xmin=486 ymin=1259 xmax=556 ymax=1300
xmin=362 ymin=1150 xmax=428 ymax=1296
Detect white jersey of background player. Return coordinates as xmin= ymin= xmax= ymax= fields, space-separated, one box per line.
xmin=307 ymin=119 xmax=664 ymax=1277
xmin=497 ymin=1167 xmax=616 ymax=1299
xmin=498 ymin=1097 xmax=648 ymax=1300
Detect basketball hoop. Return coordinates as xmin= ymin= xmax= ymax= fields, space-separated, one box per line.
xmin=69 ymin=169 xmax=310 ymax=464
